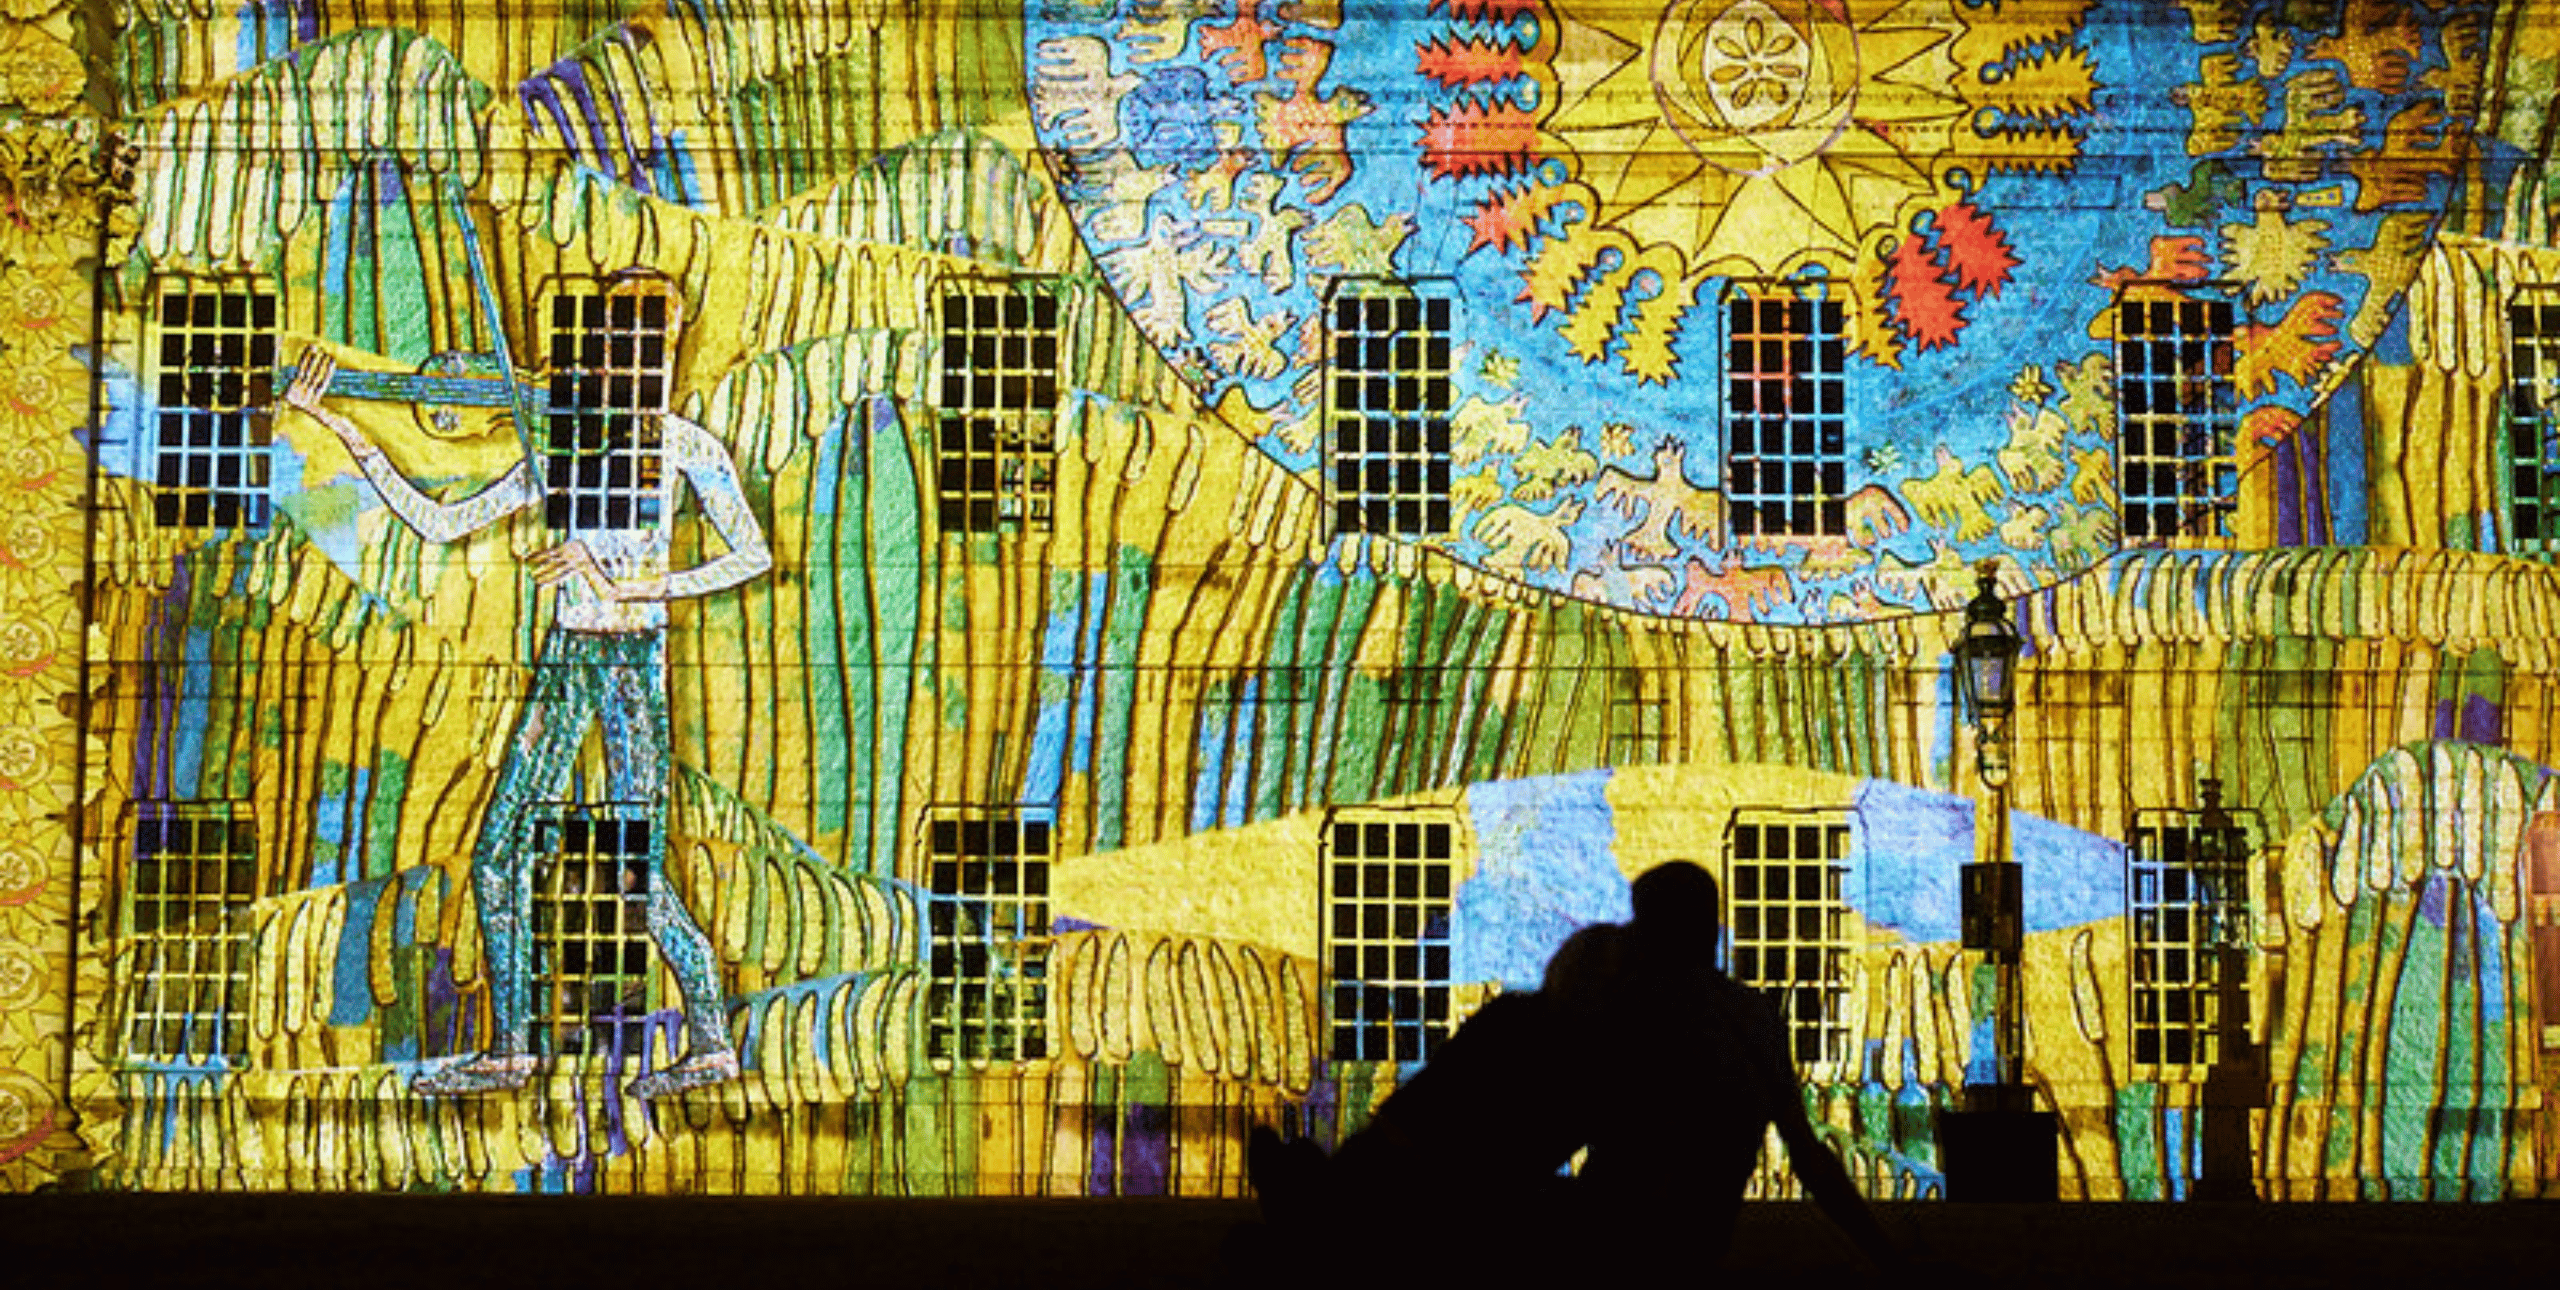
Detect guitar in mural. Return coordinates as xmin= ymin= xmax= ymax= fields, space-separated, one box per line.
xmin=276 ymin=266 xmax=773 ymax=1098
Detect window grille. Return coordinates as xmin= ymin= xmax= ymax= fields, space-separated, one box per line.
xmin=2114 ymin=294 xmax=2237 ymax=541
xmin=2506 ymin=294 xmax=2560 ymax=557
xmin=1326 ymin=282 xmax=1452 ymax=538
xmin=123 ymin=802 xmax=257 ymax=1063
xmin=2127 ymin=807 xmax=2252 ymax=1073
xmin=924 ymin=810 xmax=1053 ymax=1064
xmin=529 ymin=804 xmax=656 ymax=1060
xmin=149 ymin=279 xmax=276 ymax=529
xmin=1325 ymin=811 xmax=1456 ymax=1062
xmin=935 ymin=282 xmax=1062 ymax=533
xmin=1726 ymin=812 xmax=1853 ymax=1071
xmin=543 ymin=281 xmax=674 ymax=534
xmin=1724 ymin=287 xmax=1847 ymax=539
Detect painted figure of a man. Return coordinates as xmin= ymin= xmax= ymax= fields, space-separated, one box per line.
xmin=280 ymin=268 xmax=769 ymax=1097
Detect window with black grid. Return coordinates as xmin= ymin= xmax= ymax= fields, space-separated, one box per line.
xmin=149 ymin=279 xmax=275 ymax=528
xmin=123 ymin=802 xmax=256 ymax=1063
xmin=1724 ymin=289 xmax=1846 ymax=539
xmin=1726 ymin=814 xmax=1853 ymax=1070
xmin=1607 ymin=668 xmax=1670 ymax=765
xmin=924 ymin=811 xmax=1053 ymax=1064
xmin=2506 ymin=295 xmax=2560 ymax=557
xmin=2127 ymin=812 xmax=2250 ymax=1072
xmin=1327 ymin=284 xmax=1452 ymax=538
xmin=935 ymin=284 xmax=1061 ymax=533
xmin=1325 ymin=812 xmax=1455 ymax=1063
xmin=2114 ymin=295 xmax=2236 ymax=541
xmin=543 ymin=284 xmax=671 ymax=534
xmin=529 ymin=804 xmax=656 ymax=1060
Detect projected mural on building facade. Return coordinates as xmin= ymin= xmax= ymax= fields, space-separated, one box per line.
xmin=0 ymin=0 xmax=2554 ymax=1202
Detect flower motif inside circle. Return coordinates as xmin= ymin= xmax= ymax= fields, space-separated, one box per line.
xmin=0 ymin=944 xmax=38 ymax=1010
xmin=1708 ymin=14 xmax=1806 ymax=112
xmin=0 ymin=727 xmax=46 ymax=785
xmin=0 ymin=617 xmax=55 ymax=679
xmin=0 ymin=842 xmax=38 ymax=900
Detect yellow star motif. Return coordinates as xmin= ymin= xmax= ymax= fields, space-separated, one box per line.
xmin=1531 ymin=0 xmax=1972 ymax=279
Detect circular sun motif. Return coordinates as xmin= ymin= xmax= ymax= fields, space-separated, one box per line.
xmin=1537 ymin=0 xmax=1967 ymax=276
xmin=1659 ymin=0 xmax=1849 ymax=172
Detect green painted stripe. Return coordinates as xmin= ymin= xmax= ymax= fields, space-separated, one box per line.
xmin=1090 ymin=545 xmax=1153 ymax=854
xmin=867 ymin=398 xmax=923 ymax=878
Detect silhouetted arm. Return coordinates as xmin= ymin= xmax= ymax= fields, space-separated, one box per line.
xmin=1756 ymin=998 xmax=1902 ymax=1271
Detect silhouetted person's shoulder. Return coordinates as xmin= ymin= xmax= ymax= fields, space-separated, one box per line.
xmin=1337 ymin=989 xmax=1582 ymax=1194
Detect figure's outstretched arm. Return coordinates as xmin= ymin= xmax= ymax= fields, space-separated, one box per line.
xmin=661 ymin=415 xmax=773 ymax=599
xmin=281 ymin=348 xmax=536 ymax=544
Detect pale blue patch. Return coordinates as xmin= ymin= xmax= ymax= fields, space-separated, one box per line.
xmin=1454 ymin=769 xmax=1632 ymax=990
xmin=89 ymin=350 xmax=151 ymax=482
xmin=1222 ymin=685 xmax=1257 ymax=828
xmin=1849 ymin=779 xmax=2124 ymax=944
xmin=1854 ymin=781 xmax=1972 ymax=944
xmin=1188 ymin=697 xmax=1229 ymax=834
xmin=234 ymin=0 xmax=262 ymax=70
xmin=2014 ymin=811 xmax=2128 ymax=931
xmin=274 ymin=478 xmax=374 ymax=578
xmin=1020 ymin=589 xmax=1079 ymax=805
xmin=309 ymin=798 xmax=348 ymax=888
xmin=1967 ymin=1005 xmax=2003 ymax=1086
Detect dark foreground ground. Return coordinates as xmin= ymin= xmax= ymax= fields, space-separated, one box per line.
xmin=0 ymin=1194 xmax=2553 ymax=1288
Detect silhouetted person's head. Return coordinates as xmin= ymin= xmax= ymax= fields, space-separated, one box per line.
xmin=1542 ymin=921 xmax=1628 ymax=1015
xmin=1630 ymin=862 xmax=1720 ymax=966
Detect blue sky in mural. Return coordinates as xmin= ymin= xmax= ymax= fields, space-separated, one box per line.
xmin=1028 ymin=0 xmax=2494 ymax=623
xmin=1456 ymin=770 xmax=1632 ymax=988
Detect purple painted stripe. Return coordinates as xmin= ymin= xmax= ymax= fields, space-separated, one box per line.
xmin=518 ymin=79 xmax=584 ymax=168
xmin=1121 ymin=1103 xmax=1171 ymax=1196
xmin=2459 ymin=694 xmax=2502 ymax=745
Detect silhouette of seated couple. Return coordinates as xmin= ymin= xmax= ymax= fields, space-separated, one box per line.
xmin=1244 ymin=862 xmax=1902 ymax=1284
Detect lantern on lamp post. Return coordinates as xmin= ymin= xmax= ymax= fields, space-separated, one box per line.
xmin=1953 ymin=568 xmax=2025 ymax=1086
xmin=1953 ymin=566 xmax=2022 ymax=784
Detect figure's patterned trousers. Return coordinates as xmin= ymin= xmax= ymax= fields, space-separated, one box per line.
xmin=471 ymin=628 xmax=730 ymax=1057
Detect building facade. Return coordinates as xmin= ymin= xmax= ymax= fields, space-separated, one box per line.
xmin=0 ymin=0 xmax=2556 ymax=1198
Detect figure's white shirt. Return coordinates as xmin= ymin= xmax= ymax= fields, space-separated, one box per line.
xmin=354 ymin=412 xmax=770 ymax=633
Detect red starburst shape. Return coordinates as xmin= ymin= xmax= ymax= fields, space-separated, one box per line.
xmin=1421 ymin=102 xmax=1538 ymax=179
xmin=1429 ymin=0 xmax=1537 ymax=19
xmin=1883 ymin=236 xmax=1967 ymax=352
xmin=1933 ymin=201 xmax=2020 ymax=301
xmin=1417 ymin=35 xmax=1525 ymax=89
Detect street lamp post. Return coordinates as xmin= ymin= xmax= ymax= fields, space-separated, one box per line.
xmin=1939 ymin=565 xmax=2057 ymax=1201
xmin=2192 ymin=776 xmax=2264 ymax=1202
xmin=1952 ymin=565 xmax=2025 ymax=1095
